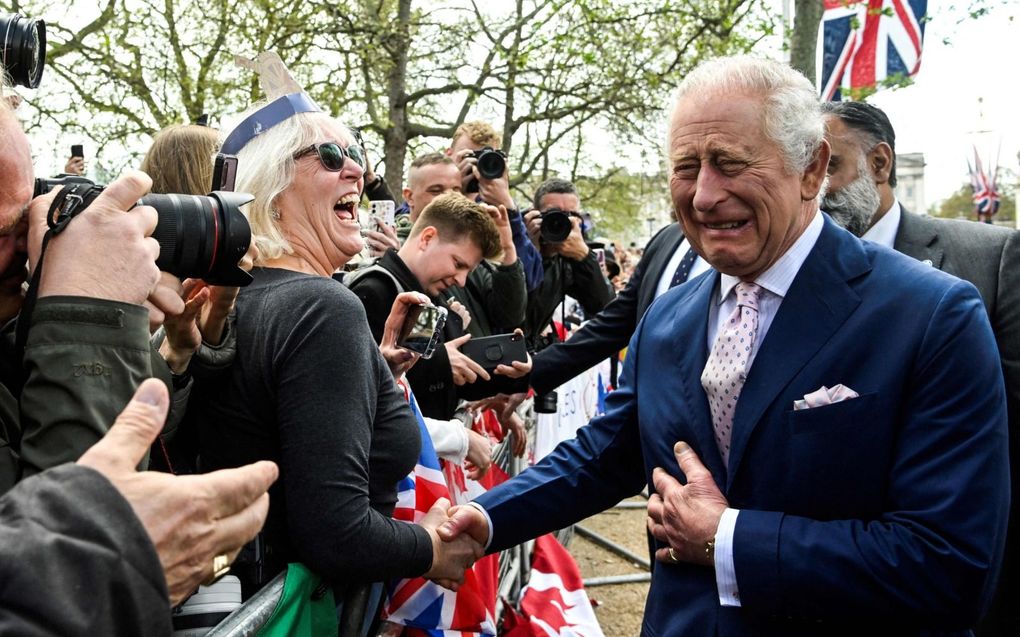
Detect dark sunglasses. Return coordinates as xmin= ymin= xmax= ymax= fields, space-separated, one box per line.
xmin=294 ymin=142 xmax=366 ymax=172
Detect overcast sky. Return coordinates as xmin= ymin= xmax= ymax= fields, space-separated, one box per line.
xmin=846 ymin=1 xmax=1019 ymax=210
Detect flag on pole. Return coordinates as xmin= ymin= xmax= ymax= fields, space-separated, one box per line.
xmin=384 ymin=381 xmax=498 ymax=636
xmin=818 ymin=0 xmax=927 ymax=101
xmin=503 ymin=535 xmax=605 ymax=637
xmin=968 ymin=146 xmax=1001 ymax=220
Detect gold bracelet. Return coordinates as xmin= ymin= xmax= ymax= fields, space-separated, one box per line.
xmin=705 ymin=540 xmax=715 ymax=563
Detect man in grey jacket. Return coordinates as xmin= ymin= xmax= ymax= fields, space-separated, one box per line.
xmin=822 ymin=100 xmax=1020 ymax=635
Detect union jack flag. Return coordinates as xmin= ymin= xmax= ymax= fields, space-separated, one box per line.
xmin=383 ymin=380 xmax=499 ymax=637
xmin=968 ymin=147 xmax=1001 ymax=217
xmin=818 ymin=0 xmax=928 ymax=101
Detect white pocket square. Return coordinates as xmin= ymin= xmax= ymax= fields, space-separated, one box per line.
xmin=793 ymin=384 xmax=860 ymax=411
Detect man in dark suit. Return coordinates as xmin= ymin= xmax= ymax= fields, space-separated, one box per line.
xmin=438 ymin=56 xmax=1009 ymax=635
xmin=822 ymin=100 xmax=1020 ymax=636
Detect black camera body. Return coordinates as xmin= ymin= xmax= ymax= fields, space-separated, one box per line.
xmin=539 ymin=208 xmax=574 ymax=244
xmin=34 ymin=176 xmax=254 ymax=286
xmin=464 ymin=147 xmax=507 ymax=193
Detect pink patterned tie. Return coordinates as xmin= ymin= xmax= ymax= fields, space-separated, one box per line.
xmin=701 ymin=282 xmax=762 ymax=466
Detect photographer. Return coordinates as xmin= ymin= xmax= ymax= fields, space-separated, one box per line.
xmin=448 ymin=121 xmax=543 ymax=293
xmin=398 ymin=153 xmax=526 ymax=338
xmin=0 ymin=81 xmax=274 ymax=633
xmin=523 ymin=178 xmax=614 ymax=349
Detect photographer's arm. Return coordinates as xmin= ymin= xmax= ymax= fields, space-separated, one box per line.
xmin=19 ymin=173 xmax=172 ymax=477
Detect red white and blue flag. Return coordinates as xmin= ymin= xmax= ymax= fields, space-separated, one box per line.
xmin=818 ymin=0 xmax=927 ymax=101
xmin=502 ymin=535 xmax=605 ymax=637
xmin=383 ymin=381 xmax=499 ymax=637
xmin=968 ymin=147 xmax=1001 ymax=217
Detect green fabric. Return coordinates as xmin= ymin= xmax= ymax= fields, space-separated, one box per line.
xmin=257 ymin=563 xmax=337 ymax=637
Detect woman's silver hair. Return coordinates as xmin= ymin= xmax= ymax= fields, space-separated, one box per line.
xmin=229 ymin=109 xmax=356 ymax=263
xmin=667 ymin=55 xmax=824 ymax=174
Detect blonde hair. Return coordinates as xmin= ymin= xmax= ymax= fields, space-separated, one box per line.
xmin=140 ymin=124 xmax=220 ymax=195
xmin=230 ymin=110 xmax=356 ymax=263
xmin=452 ymin=121 xmax=502 ymax=149
xmin=409 ymin=192 xmax=503 ymax=261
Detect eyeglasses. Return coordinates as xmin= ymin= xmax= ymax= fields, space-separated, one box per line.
xmin=293 ymin=142 xmax=366 ymax=172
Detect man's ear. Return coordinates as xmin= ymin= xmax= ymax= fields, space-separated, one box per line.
xmin=417 ymin=226 xmax=437 ymax=249
xmin=402 ymin=187 xmax=413 ymax=210
xmin=869 ymin=142 xmax=893 ymax=185
xmin=800 ymin=139 xmax=831 ymax=201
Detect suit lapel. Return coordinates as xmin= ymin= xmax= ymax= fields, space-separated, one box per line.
xmin=667 ymin=270 xmax=723 ymax=478
xmin=893 ymin=208 xmax=944 ymax=270
xmin=725 ymin=220 xmax=871 ymax=489
xmin=638 ymin=225 xmax=684 ymax=315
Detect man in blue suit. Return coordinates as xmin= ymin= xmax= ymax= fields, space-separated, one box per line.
xmin=438 ymin=56 xmax=1009 ymax=636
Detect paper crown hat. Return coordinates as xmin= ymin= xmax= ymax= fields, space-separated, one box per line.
xmin=221 ymin=52 xmax=321 ymax=155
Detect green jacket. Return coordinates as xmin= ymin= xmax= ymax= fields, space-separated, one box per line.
xmin=0 ymin=296 xmax=157 ymax=493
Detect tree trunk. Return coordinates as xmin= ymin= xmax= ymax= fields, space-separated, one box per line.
xmin=382 ymin=0 xmax=412 ymax=203
xmin=789 ymin=0 xmax=823 ymax=84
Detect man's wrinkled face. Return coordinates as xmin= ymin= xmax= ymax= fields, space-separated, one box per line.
xmin=406 ymin=162 xmax=462 ymax=221
xmin=0 ymin=114 xmax=33 ymax=285
xmin=668 ymin=91 xmax=819 ymax=280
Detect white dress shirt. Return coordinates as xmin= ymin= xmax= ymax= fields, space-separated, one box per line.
xmin=860 ymin=200 xmax=901 ymax=249
xmin=654 ymin=237 xmax=712 ymax=299
xmin=713 ymin=212 xmax=825 ymax=606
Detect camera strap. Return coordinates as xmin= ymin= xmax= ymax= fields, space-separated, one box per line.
xmin=13 ymin=185 xmax=99 ymax=377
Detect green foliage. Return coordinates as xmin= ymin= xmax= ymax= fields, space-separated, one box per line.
xmin=12 ymin=0 xmax=769 ymax=201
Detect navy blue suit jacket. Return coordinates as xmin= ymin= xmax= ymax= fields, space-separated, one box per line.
xmin=475 ymin=217 xmax=1010 ymax=636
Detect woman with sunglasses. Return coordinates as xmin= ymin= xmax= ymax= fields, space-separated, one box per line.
xmin=193 ymin=110 xmax=479 ymax=630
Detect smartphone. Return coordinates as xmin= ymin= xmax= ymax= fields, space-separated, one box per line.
xmin=70 ymin=144 xmax=84 ymax=159
xmin=460 ymin=332 xmax=528 ymax=370
xmin=370 ymin=200 xmax=395 ymax=228
xmin=212 ymin=153 xmax=238 ymax=192
xmin=594 ymin=248 xmax=606 ymax=266
xmin=398 ymin=304 xmax=448 ymax=360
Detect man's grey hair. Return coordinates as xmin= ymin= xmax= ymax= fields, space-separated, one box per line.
xmin=533 ymin=177 xmax=578 ymax=210
xmin=668 ymin=55 xmax=824 ymax=174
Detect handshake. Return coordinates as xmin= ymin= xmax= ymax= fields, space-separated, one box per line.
xmin=420 ymin=500 xmax=492 ymax=590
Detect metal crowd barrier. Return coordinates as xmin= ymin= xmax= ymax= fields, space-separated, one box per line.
xmin=205 ymin=572 xmax=285 ymax=637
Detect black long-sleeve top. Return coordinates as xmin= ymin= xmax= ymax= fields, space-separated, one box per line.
xmin=196 ymin=267 xmax=432 ymax=588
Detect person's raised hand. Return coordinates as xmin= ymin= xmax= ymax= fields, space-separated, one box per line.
xmin=78 ymin=379 xmax=278 ymax=605
xmin=446 ymin=333 xmax=490 ymax=385
xmin=479 ymin=203 xmax=516 ymax=265
xmin=523 ymin=209 xmax=542 ymax=251
xmin=558 ymin=215 xmax=589 ymax=261
xmin=63 ymin=156 xmax=85 ymax=176
xmin=159 ymin=277 xmax=208 ymax=372
xmin=647 ymin=441 xmax=727 ymax=567
xmin=30 ymin=171 xmax=183 ymax=325
xmin=447 ymin=299 xmax=472 ymax=331
xmin=475 ymin=166 xmax=514 ymax=210
xmin=365 ymin=218 xmax=400 ymax=258
xmin=379 ymin=291 xmax=429 ymax=379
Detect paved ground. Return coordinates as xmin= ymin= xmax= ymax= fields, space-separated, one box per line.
xmin=570 ymin=498 xmax=651 ymax=636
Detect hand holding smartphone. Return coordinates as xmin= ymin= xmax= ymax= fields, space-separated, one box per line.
xmin=459 ymin=332 xmax=528 ymax=370
xmin=397 ymin=303 xmax=448 ymax=360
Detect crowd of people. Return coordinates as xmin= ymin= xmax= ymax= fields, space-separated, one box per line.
xmin=0 ymin=41 xmax=1017 ymax=637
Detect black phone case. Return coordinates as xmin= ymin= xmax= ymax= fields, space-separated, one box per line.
xmin=460 ymin=334 xmax=528 ymax=370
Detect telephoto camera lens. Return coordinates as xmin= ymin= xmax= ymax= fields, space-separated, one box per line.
xmin=143 ymin=192 xmax=254 ymax=286
xmin=475 ymin=147 xmax=506 ymax=179
xmin=539 ymin=209 xmax=573 ymax=244
xmin=0 ymin=14 xmax=45 ymax=89
xmin=34 ymin=177 xmax=254 ymax=286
